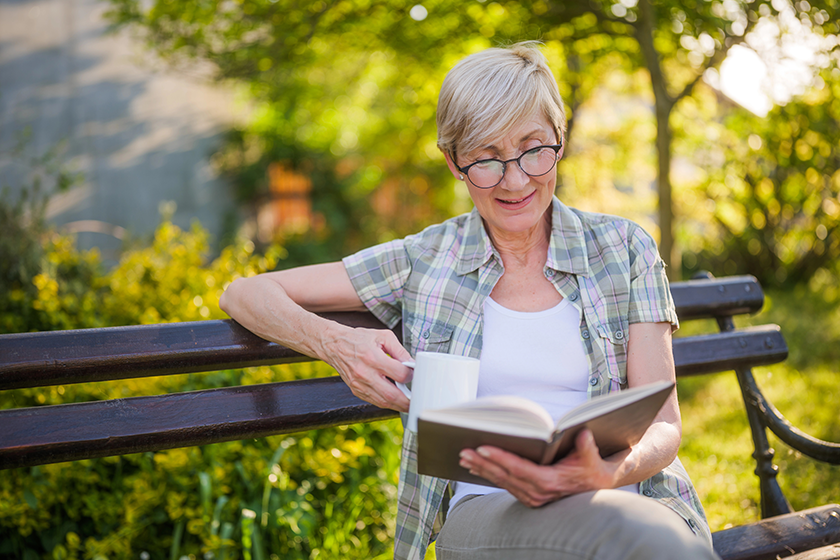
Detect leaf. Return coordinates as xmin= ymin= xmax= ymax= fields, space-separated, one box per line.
xmin=23 ymin=489 xmax=37 ymax=509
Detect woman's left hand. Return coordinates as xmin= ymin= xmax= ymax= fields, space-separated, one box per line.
xmin=458 ymin=429 xmax=629 ymax=508
xmin=459 ymin=322 xmax=680 ymax=509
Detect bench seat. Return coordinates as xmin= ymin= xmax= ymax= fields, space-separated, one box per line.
xmin=713 ymin=504 xmax=840 ymax=560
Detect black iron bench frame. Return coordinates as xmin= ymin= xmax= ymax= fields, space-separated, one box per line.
xmin=1 ymin=274 xmax=838 ymax=559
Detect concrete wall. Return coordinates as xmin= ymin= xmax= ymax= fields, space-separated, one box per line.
xmin=0 ymin=0 xmax=243 ymax=261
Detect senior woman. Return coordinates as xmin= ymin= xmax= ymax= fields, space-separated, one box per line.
xmin=220 ymin=43 xmax=719 ymax=560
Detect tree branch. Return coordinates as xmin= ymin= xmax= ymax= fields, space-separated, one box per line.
xmin=673 ymin=13 xmax=761 ymax=103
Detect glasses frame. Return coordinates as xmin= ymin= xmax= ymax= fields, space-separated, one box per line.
xmin=453 ymin=142 xmax=564 ymax=189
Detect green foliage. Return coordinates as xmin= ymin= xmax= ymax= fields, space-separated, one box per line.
xmin=0 ymin=419 xmax=402 ymax=560
xmin=0 ymin=143 xmax=101 ymax=334
xmin=679 ymin=68 xmax=840 ymax=287
xmin=102 ymin=0 xmax=840 ymax=276
xmin=0 ymin=209 xmax=401 ymax=559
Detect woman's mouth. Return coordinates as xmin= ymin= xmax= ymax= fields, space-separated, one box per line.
xmin=495 ymin=191 xmax=535 ymax=208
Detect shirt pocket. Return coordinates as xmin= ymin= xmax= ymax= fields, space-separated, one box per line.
xmin=595 ymin=318 xmax=630 ymax=386
xmin=403 ymin=315 xmax=455 ymax=355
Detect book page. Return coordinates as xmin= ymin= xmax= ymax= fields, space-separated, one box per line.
xmin=555 ymin=380 xmax=674 ymax=431
xmin=419 ymin=395 xmax=555 ymax=439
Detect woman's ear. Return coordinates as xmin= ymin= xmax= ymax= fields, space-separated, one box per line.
xmin=443 ymin=152 xmax=465 ymax=181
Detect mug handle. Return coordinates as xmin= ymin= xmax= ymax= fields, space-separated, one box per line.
xmin=396 ymin=361 xmax=415 ymax=399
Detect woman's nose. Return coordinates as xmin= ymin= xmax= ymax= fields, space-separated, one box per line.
xmin=500 ymin=162 xmax=530 ymax=190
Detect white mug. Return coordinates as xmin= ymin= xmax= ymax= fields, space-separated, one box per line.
xmin=397 ymin=352 xmax=480 ymax=432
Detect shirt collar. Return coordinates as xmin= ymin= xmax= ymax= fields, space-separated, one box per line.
xmin=454 ymin=197 xmax=590 ymax=277
xmin=546 ymin=197 xmax=590 ymax=277
xmin=455 ymin=206 xmax=498 ymax=275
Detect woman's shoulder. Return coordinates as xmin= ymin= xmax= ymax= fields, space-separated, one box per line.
xmin=566 ymin=205 xmax=643 ymax=231
xmin=554 ymin=203 xmax=661 ymax=268
xmin=403 ymin=212 xmax=473 ymax=252
xmin=564 ymin=205 xmax=657 ymax=247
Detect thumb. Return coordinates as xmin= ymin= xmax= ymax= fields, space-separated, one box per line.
xmin=576 ymin=429 xmax=600 ymax=458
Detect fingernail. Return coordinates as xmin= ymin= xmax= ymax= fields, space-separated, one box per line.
xmin=476 ymin=447 xmax=490 ymax=458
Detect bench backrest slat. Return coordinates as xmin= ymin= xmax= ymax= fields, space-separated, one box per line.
xmin=0 ymin=377 xmax=394 ymax=470
xmin=669 ymin=275 xmax=763 ymax=320
xmin=0 ymin=312 xmax=389 ymax=391
xmin=673 ymin=325 xmax=787 ymax=376
xmin=0 ymin=326 xmax=788 ymax=470
xmin=0 ymin=276 xmax=764 ymax=391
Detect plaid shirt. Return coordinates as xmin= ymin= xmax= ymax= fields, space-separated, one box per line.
xmin=343 ymin=197 xmax=712 ymax=560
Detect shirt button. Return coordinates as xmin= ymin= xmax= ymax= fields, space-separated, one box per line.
xmin=589 ymin=377 xmax=598 ymax=386
xmin=569 ymin=293 xmax=578 ymax=301
xmin=422 ymin=330 xmax=430 ymax=339
xmin=545 ymin=269 xmax=555 ymax=278
xmin=615 ymin=330 xmax=624 ymax=340
xmin=581 ymin=329 xmax=590 ymax=339
xmin=643 ymin=489 xmax=653 ymax=497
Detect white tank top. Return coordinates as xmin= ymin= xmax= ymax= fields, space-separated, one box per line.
xmin=449 ymin=296 xmax=637 ymax=512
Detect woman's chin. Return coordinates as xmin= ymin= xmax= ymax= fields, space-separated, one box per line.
xmin=486 ymin=212 xmax=547 ymax=237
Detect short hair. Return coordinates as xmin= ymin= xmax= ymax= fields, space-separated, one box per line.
xmin=436 ymin=42 xmax=567 ymax=160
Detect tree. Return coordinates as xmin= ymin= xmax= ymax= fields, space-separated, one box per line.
xmin=679 ymin=66 xmax=840 ymax=286
xmin=105 ymin=0 xmax=840 ymax=275
xmin=507 ymin=0 xmax=840 ymax=275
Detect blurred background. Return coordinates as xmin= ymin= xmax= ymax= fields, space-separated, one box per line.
xmin=1 ymin=0 xmax=838 ymax=558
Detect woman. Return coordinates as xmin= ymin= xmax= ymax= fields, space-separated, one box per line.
xmin=220 ymin=43 xmax=719 ymax=560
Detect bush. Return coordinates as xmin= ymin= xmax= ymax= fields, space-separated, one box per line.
xmin=0 ymin=208 xmax=402 ymax=560
xmin=679 ymin=70 xmax=840 ymax=288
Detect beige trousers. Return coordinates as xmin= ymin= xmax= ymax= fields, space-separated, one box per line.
xmin=435 ymin=490 xmax=720 ymax=560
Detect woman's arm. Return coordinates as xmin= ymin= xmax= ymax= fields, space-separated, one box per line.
xmin=458 ymin=321 xmax=680 ymax=507
xmin=219 ymin=262 xmax=412 ymax=412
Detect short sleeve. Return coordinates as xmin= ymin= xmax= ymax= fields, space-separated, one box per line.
xmin=626 ymin=227 xmax=679 ymax=330
xmin=342 ymin=239 xmax=411 ymax=329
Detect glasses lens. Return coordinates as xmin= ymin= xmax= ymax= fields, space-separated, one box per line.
xmin=468 ymin=160 xmax=504 ymax=188
xmin=520 ymin=146 xmax=558 ymax=177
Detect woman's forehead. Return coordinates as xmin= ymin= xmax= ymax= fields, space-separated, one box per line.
xmin=467 ymin=118 xmax=555 ymax=157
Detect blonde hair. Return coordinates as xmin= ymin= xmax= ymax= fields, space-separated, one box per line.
xmin=436 ymin=42 xmax=567 ymax=160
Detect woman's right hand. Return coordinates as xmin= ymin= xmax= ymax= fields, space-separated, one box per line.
xmin=320 ymin=325 xmax=413 ymax=412
xmin=220 ymin=261 xmax=412 ymax=412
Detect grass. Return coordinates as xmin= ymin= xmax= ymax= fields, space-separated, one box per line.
xmin=677 ymin=285 xmax=840 ymax=531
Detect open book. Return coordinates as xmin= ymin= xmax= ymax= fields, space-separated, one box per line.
xmin=416 ymin=380 xmax=675 ymax=486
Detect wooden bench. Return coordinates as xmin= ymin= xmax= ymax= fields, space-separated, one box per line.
xmin=1 ymin=274 xmax=838 ymax=559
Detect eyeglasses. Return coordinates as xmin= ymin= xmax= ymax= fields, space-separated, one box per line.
xmin=453 ymin=143 xmax=563 ymax=189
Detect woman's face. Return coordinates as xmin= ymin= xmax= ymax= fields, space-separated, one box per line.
xmin=445 ymin=117 xmax=562 ymax=240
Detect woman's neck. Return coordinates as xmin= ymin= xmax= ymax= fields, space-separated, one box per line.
xmin=486 ymin=210 xmax=552 ymax=267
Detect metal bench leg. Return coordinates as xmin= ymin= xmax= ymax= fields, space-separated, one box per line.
xmin=715 ymin=313 xmax=792 ymax=518
xmin=735 ymin=367 xmax=793 ymax=518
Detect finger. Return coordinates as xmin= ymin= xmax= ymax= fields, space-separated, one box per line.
xmin=379 ymin=330 xmax=413 ymax=363
xmin=460 ymin=449 xmax=553 ymax=507
xmin=470 ymin=447 xmax=570 ymax=506
xmin=380 ymin=355 xmax=413 ymax=385
xmin=459 ymin=448 xmax=513 ymax=486
xmin=376 ymin=375 xmax=411 ymax=412
xmin=366 ymin=331 xmax=413 ymax=384
xmin=352 ymin=370 xmax=411 ymax=413
xmin=334 ymin=357 xmax=409 ymax=412
xmin=462 ymin=448 xmax=540 ymax=493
